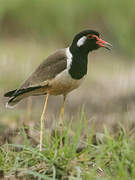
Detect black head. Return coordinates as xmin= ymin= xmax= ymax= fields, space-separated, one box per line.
xmin=70 ymin=30 xmax=112 ymax=55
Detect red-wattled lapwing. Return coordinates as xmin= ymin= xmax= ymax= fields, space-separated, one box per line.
xmin=4 ymin=30 xmax=112 ymax=150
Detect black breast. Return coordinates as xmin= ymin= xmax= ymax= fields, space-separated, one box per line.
xmin=69 ymin=54 xmax=88 ymax=79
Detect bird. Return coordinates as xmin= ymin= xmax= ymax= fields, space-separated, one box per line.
xmin=4 ymin=29 xmax=112 ymax=150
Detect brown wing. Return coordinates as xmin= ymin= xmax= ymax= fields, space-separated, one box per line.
xmin=20 ymin=49 xmax=67 ymax=89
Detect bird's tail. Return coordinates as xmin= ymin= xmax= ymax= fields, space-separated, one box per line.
xmin=4 ymin=85 xmax=48 ymax=108
xmin=4 ymin=89 xmax=17 ymax=97
xmin=6 ymin=96 xmax=21 ymax=108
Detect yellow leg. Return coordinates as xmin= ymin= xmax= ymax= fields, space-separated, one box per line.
xmin=59 ymin=95 xmax=66 ymax=130
xmin=40 ymin=94 xmax=49 ymax=151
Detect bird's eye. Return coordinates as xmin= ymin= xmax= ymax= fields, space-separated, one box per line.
xmin=87 ymin=35 xmax=93 ymax=39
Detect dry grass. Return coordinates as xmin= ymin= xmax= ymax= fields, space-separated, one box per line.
xmin=0 ymin=38 xmax=135 ymax=179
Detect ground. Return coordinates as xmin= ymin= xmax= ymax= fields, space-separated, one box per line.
xmin=0 ymin=38 xmax=135 ymax=179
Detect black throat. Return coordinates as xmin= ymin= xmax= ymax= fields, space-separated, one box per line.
xmin=69 ymin=47 xmax=88 ymax=80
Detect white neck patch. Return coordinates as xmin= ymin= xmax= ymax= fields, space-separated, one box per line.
xmin=66 ymin=47 xmax=72 ymax=70
xmin=77 ymin=36 xmax=87 ymax=47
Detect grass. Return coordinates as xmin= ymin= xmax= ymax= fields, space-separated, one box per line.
xmin=1 ymin=39 xmax=135 ymax=179
xmin=0 ymin=116 xmax=135 ymax=180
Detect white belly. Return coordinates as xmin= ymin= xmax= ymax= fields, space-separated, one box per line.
xmin=48 ymin=69 xmax=85 ymax=95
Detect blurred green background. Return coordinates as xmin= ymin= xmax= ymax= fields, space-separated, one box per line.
xmin=0 ymin=0 xmax=134 ymax=56
xmin=0 ymin=0 xmax=135 ymax=137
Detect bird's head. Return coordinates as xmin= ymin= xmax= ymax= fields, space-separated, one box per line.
xmin=70 ymin=30 xmax=112 ymax=55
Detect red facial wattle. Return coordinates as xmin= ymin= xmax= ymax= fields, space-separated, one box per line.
xmin=91 ymin=34 xmax=112 ymax=50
